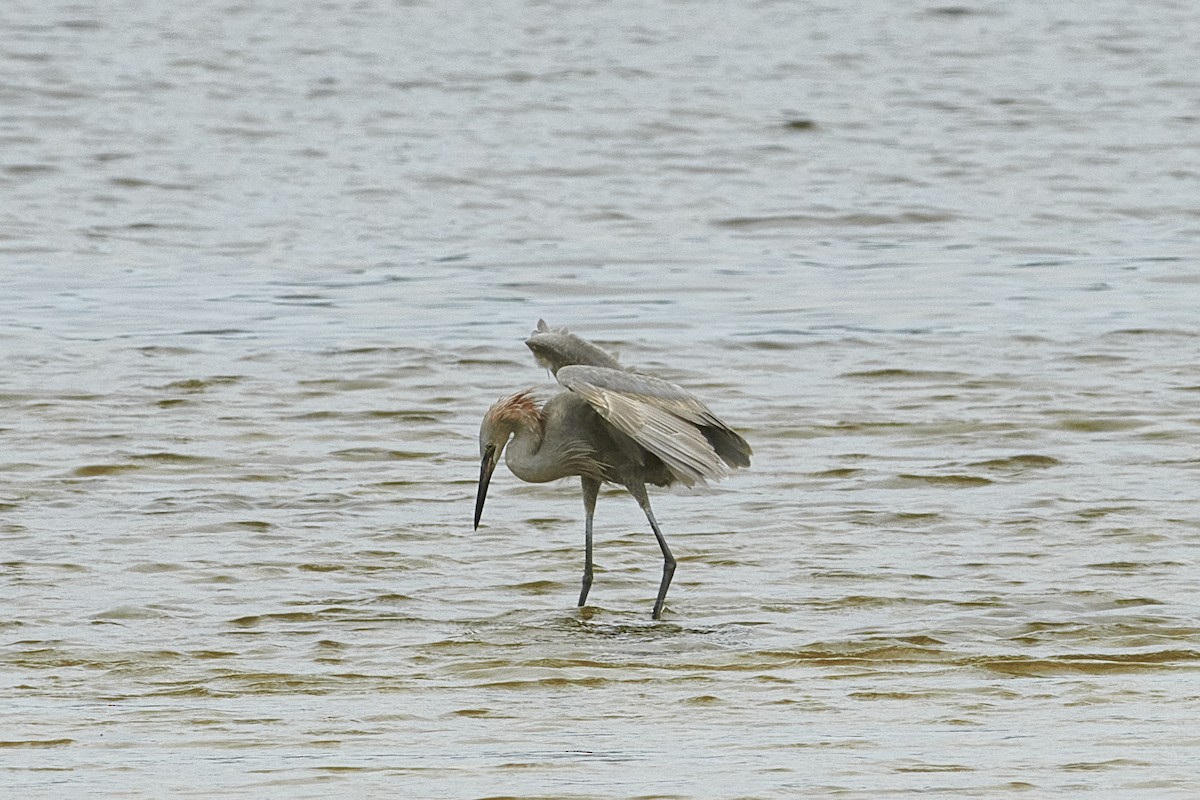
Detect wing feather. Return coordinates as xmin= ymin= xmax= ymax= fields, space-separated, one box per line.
xmin=556 ymin=365 xmax=749 ymax=487
xmin=525 ymin=320 xmax=622 ymax=374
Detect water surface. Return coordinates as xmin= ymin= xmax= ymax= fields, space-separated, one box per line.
xmin=3 ymin=1 xmax=1199 ymax=797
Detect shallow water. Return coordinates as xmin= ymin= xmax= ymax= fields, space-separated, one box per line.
xmin=4 ymin=1 xmax=1200 ymax=797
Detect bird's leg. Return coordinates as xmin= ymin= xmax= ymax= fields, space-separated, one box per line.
xmin=646 ymin=507 xmax=675 ymax=620
xmin=578 ymin=477 xmax=600 ymax=608
xmin=628 ymin=484 xmax=675 ymax=620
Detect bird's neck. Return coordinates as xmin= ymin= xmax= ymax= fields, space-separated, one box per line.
xmin=505 ymin=421 xmax=566 ymax=483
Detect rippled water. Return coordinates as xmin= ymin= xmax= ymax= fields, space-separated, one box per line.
xmin=4 ymin=0 xmax=1200 ymax=797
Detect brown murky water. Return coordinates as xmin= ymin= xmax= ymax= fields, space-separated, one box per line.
xmin=4 ymin=1 xmax=1200 ymax=797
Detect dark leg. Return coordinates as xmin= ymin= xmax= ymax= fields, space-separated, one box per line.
xmin=578 ymin=477 xmax=599 ymax=608
xmin=628 ymin=483 xmax=675 ymax=620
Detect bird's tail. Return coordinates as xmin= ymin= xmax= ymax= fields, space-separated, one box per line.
xmin=702 ymin=424 xmax=752 ymax=469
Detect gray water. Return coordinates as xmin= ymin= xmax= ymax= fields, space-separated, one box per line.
xmin=3 ymin=1 xmax=1200 ymax=797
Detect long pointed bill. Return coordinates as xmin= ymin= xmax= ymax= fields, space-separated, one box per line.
xmin=474 ymin=449 xmax=497 ymax=530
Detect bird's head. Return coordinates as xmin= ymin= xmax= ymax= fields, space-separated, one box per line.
xmin=475 ymin=390 xmax=541 ymax=530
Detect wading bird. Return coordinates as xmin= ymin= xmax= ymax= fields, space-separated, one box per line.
xmin=474 ymin=320 xmax=751 ymax=619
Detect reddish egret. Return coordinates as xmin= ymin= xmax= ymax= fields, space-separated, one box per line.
xmin=474 ymin=320 xmax=751 ymax=619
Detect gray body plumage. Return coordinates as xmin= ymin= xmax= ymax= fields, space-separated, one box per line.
xmin=475 ymin=320 xmax=751 ymax=619
xmin=506 ymin=390 xmax=675 ymax=489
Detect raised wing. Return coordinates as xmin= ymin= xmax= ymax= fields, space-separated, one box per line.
xmin=556 ymin=365 xmax=751 ymax=487
xmin=525 ymin=319 xmax=621 ymax=374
